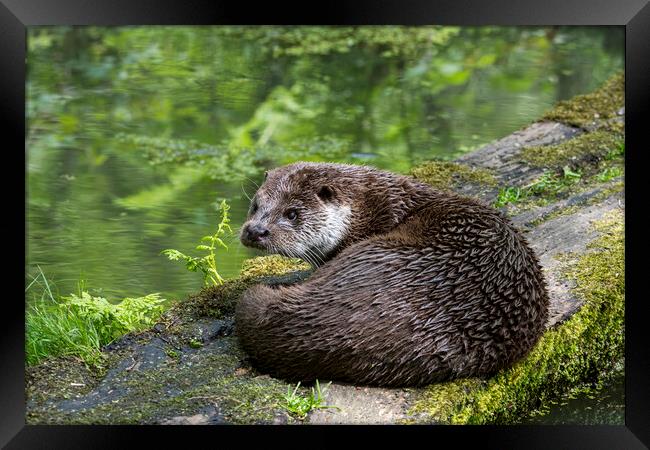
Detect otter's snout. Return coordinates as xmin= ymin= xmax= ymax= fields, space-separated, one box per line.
xmin=241 ymin=223 xmax=270 ymax=246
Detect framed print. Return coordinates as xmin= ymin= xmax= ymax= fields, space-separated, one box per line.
xmin=4 ymin=0 xmax=649 ymax=447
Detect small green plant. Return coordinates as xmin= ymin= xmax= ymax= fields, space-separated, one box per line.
xmin=596 ymin=166 xmax=623 ymax=182
xmin=26 ymin=267 xmax=165 ymax=367
xmin=279 ymin=380 xmax=339 ymax=420
xmin=165 ymin=347 xmax=180 ymax=359
xmin=493 ymin=166 xmax=582 ymax=208
xmin=188 ymin=338 xmax=203 ymax=349
xmin=527 ymin=166 xmax=582 ymax=195
xmin=605 ymin=142 xmax=625 ymax=160
xmin=162 ymin=199 xmax=233 ymax=286
xmin=494 ymin=186 xmax=523 ymax=208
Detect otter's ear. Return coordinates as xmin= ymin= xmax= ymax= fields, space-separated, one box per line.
xmin=317 ymin=185 xmax=335 ymax=202
xmin=264 ymin=171 xmax=269 ymax=180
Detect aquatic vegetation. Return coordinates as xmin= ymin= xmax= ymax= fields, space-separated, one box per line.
xmin=228 ymin=26 xmax=460 ymax=58
xmin=162 ymin=200 xmax=233 ymax=286
xmin=114 ymin=166 xmax=207 ymax=210
xmin=26 ymin=268 xmax=165 ymax=368
xmin=279 ymin=380 xmax=338 ymax=420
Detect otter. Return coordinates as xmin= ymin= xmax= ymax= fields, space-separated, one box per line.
xmin=235 ymin=162 xmax=549 ymax=387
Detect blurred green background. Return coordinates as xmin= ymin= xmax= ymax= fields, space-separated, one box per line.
xmin=26 ymin=26 xmax=624 ymax=302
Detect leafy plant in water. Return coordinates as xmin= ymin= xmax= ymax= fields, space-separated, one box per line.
xmin=162 ymin=199 xmax=233 ymax=286
xmin=279 ymin=380 xmax=339 ymax=420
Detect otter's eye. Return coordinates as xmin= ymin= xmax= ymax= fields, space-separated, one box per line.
xmin=250 ymin=201 xmax=258 ymax=214
xmin=285 ymin=209 xmax=297 ymax=221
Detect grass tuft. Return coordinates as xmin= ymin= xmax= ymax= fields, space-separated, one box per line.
xmin=26 ymin=268 xmax=165 ymax=368
xmin=279 ymin=380 xmax=339 ymax=420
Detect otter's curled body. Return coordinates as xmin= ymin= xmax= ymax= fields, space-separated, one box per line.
xmin=236 ymin=163 xmax=548 ymax=387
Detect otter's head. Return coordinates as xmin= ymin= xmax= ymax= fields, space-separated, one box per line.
xmin=240 ymin=164 xmax=352 ymax=266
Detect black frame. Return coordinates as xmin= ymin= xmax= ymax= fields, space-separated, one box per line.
xmin=5 ymin=0 xmax=649 ymax=447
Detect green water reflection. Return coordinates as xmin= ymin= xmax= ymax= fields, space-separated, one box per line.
xmin=524 ymin=373 xmax=625 ymax=425
xmin=27 ymin=26 xmax=623 ymax=301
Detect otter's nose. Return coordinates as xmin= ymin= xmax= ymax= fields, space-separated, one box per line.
xmin=244 ymin=223 xmax=270 ymax=242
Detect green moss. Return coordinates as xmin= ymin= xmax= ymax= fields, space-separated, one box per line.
xmin=27 ymin=343 xmax=293 ymax=425
xmin=240 ymin=255 xmax=310 ymax=279
xmin=26 ymin=357 xmax=103 ymax=409
xmin=188 ymin=338 xmax=203 ymax=349
xmin=165 ymin=347 xmax=180 ymax=359
xmin=596 ymin=166 xmax=624 ymax=182
xmin=409 ymin=209 xmax=624 ymax=424
xmin=542 ymin=72 xmax=624 ymax=130
xmin=521 ymin=131 xmax=623 ymax=172
xmin=181 ymin=375 xmax=291 ymax=424
xmin=410 ymin=161 xmax=497 ymax=190
xmin=527 ymin=179 xmax=624 ymax=227
xmin=172 ymin=280 xmax=249 ymax=319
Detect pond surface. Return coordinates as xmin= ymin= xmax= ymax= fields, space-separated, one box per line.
xmin=27 ymin=26 xmax=623 ymax=303
xmin=523 ymin=373 xmax=625 ymax=425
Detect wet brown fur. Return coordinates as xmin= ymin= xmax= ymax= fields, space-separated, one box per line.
xmin=236 ymin=162 xmax=549 ymax=387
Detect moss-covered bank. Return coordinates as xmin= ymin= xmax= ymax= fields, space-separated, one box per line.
xmin=26 ymin=255 xmax=312 ymax=425
xmin=407 ymin=210 xmax=624 ymax=424
xmin=541 ymin=72 xmax=624 ymax=131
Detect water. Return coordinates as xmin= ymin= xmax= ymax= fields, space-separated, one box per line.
xmin=26 ymin=25 xmax=624 ymax=425
xmin=523 ymin=373 xmax=625 ymax=425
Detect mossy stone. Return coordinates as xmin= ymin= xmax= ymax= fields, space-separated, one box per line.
xmin=410 ymin=160 xmax=497 ymax=190
xmin=521 ymin=131 xmax=623 ymax=172
xmin=542 ymin=72 xmax=624 ymax=130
